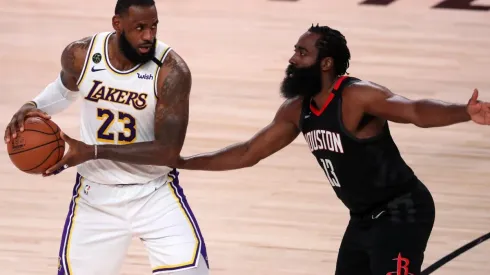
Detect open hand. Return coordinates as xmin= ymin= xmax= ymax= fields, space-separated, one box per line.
xmin=43 ymin=132 xmax=94 ymax=177
xmin=4 ymin=103 xmax=51 ymax=143
xmin=466 ymin=89 xmax=490 ymax=125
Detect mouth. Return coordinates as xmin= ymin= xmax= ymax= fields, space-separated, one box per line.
xmin=138 ymin=45 xmax=152 ymax=54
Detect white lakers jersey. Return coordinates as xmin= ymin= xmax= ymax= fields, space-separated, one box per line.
xmin=75 ymin=31 xmax=173 ymax=185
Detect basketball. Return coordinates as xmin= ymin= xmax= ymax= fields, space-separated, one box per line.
xmin=6 ymin=117 xmax=65 ymax=174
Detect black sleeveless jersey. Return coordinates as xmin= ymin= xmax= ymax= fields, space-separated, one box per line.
xmin=299 ymin=76 xmax=418 ymax=214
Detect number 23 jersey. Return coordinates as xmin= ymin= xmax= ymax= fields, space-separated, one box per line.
xmin=299 ymin=76 xmax=417 ymax=214
xmin=75 ymin=31 xmax=173 ymax=185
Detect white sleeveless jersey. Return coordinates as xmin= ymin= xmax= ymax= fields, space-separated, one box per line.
xmin=75 ymin=31 xmax=173 ymax=185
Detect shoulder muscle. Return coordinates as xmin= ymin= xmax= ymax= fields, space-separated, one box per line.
xmin=156 ymin=50 xmax=191 ymax=100
xmin=60 ymin=36 xmax=93 ymax=79
xmin=275 ymin=96 xmax=303 ymax=128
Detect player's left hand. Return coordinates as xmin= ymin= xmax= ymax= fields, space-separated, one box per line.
xmin=43 ymin=132 xmax=94 ymax=177
xmin=467 ymin=89 xmax=490 ymax=125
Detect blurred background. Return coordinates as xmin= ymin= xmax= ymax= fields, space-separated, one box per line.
xmin=0 ymin=0 xmax=489 ymax=274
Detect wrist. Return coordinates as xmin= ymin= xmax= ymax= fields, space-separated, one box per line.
xmin=463 ymin=104 xmax=472 ymax=121
xmin=22 ymin=101 xmax=38 ymax=110
xmin=26 ymin=101 xmax=37 ymax=107
xmin=86 ymin=144 xmax=97 ymax=160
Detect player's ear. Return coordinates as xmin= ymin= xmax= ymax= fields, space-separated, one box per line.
xmin=112 ymin=15 xmax=122 ymax=32
xmin=321 ymin=57 xmax=333 ymax=72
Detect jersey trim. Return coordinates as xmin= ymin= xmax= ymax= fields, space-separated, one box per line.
xmin=153 ymin=46 xmax=173 ymax=98
xmin=103 ymin=32 xmax=142 ymax=75
xmin=310 ymin=75 xmax=348 ymax=116
xmin=76 ymin=34 xmax=98 ymax=87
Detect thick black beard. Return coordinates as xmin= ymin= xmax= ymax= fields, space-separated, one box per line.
xmin=118 ymin=31 xmax=156 ymax=65
xmin=279 ymin=61 xmax=323 ymax=99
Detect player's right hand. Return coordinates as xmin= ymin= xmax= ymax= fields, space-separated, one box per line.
xmin=4 ymin=103 xmax=51 ymax=143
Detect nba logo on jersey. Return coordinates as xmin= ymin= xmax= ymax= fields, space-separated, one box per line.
xmin=84 ymin=184 xmax=91 ymax=195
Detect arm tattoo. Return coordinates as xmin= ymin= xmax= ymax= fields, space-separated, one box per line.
xmin=60 ymin=36 xmax=92 ymax=90
xmin=154 ymin=51 xmax=192 ymax=158
xmin=95 ymin=50 xmax=192 ymax=166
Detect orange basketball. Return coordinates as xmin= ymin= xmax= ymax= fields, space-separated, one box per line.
xmin=6 ymin=117 xmax=65 ymax=174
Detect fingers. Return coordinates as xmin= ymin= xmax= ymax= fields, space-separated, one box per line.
xmin=469 ymin=89 xmax=479 ymax=104
xmin=8 ymin=115 xmax=21 ymax=141
xmin=25 ymin=110 xmax=51 ymax=120
xmin=4 ymin=126 xmax=11 ymax=143
xmin=15 ymin=112 xmax=26 ymax=133
xmin=4 ymin=109 xmax=50 ymax=143
xmin=60 ymin=131 xmax=73 ymax=143
xmin=43 ymin=164 xmax=69 ymax=177
xmin=44 ymin=159 xmax=70 ymax=176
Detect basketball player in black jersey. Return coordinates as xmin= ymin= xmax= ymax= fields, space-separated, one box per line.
xmin=168 ymin=25 xmax=490 ymax=274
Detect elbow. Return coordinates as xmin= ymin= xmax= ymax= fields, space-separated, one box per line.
xmin=242 ymin=158 xmax=260 ymax=168
xmin=414 ymin=121 xmax=430 ymax=128
xmin=240 ymin=145 xmax=262 ymax=168
xmin=154 ymin=147 xmax=181 ymax=167
xmin=411 ymin=111 xmax=431 ymax=128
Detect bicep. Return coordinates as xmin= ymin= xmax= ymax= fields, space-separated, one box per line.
xmin=60 ymin=36 xmax=92 ymax=91
xmin=154 ymin=51 xmax=192 ymax=154
xmin=359 ymin=82 xmax=419 ymax=124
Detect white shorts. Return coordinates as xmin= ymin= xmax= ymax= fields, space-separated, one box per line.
xmin=56 ymin=169 xmax=209 ymax=275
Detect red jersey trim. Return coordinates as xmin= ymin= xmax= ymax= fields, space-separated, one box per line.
xmin=310 ymin=75 xmax=348 ymax=116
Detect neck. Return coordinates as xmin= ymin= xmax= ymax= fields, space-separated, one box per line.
xmin=108 ymin=33 xmax=138 ymax=71
xmin=312 ymin=74 xmax=339 ymax=107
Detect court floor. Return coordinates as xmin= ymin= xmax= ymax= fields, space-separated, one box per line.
xmin=0 ymin=0 xmax=489 ymax=274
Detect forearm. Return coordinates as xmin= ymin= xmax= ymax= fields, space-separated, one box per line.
xmin=32 ymin=74 xmax=79 ymax=115
xmin=413 ymin=99 xmax=470 ymax=128
xmin=177 ymin=142 xmax=256 ymax=171
xmin=95 ymin=141 xmax=178 ymax=166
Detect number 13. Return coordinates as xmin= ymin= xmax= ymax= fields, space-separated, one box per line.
xmin=97 ymin=108 xmax=137 ymax=144
xmin=320 ymin=158 xmax=341 ymax=187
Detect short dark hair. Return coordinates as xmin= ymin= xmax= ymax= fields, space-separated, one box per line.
xmin=115 ymin=0 xmax=155 ymax=15
xmin=308 ymin=24 xmax=350 ymax=76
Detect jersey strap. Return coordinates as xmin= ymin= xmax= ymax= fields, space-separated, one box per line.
xmin=76 ymin=33 xmax=100 ymax=87
xmin=310 ymin=75 xmax=349 ymax=116
xmin=153 ymin=46 xmax=173 ymax=98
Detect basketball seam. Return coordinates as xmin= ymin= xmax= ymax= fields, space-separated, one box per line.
xmin=22 ymin=128 xmax=59 ymax=135
xmin=8 ymin=139 xmax=61 ymax=156
xmin=42 ymin=119 xmax=63 ymax=162
xmin=22 ymin=145 xmax=65 ymax=172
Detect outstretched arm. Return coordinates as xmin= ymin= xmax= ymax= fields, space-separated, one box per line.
xmin=350 ymin=81 xmax=489 ymax=128
xmin=173 ymin=98 xmax=302 ymax=171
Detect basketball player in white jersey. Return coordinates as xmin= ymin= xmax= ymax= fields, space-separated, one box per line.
xmin=3 ymin=0 xmax=209 ymax=274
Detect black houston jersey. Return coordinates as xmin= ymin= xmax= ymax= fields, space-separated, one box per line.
xmin=299 ymin=76 xmax=417 ymax=214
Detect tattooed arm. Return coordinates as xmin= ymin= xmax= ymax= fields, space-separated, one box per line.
xmin=93 ymin=50 xmax=191 ymax=165
xmin=58 ymin=36 xmax=93 ymax=91
xmin=4 ymin=37 xmax=90 ymax=142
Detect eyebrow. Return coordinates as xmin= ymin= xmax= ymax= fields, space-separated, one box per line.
xmin=133 ymin=19 xmax=159 ymax=25
xmin=294 ymin=45 xmax=309 ymax=52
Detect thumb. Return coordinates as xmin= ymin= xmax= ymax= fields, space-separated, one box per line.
xmin=469 ymin=89 xmax=479 ymax=104
xmin=60 ymin=131 xmax=73 ymax=143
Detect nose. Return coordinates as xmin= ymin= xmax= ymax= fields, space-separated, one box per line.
xmin=288 ymin=55 xmax=297 ymax=66
xmin=142 ymin=29 xmax=153 ymax=41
